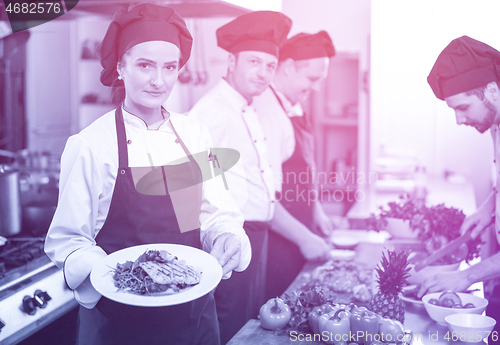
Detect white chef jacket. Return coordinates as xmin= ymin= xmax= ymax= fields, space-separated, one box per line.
xmin=490 ymin=124 xmax=500 ymax=245
xmin=44 ymin=108 xmax=251 ymax=308
xmin=189 ymin=79 xmax=276 ymax=221
xmin=252 ymin=86 xmax=296 ymax=192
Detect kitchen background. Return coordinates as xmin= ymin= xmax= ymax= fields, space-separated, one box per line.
xmin=0 ymin=0 xmax=499 ymax=344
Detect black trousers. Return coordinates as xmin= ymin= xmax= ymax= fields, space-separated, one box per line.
xmin=214 ymin=221 xmax=269 ymax=344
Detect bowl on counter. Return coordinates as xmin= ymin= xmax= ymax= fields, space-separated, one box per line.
xmin=384 ymin=217 xmax=419 ymax=239
xmin=422 ymin=292 xmax=488 ymax=326
xmin=445 ymin=314 xmax=496 ymax=343
xmin=330 ymin=236 xmax=359 ymax=250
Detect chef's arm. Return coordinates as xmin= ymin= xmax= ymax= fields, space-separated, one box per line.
xmin=464 ymin=251 xmax=500 ymax=284
xmin=418 ymin=251 xmax=500 ymax=297
xmin=270 ymin=201 xmax=330 ymax=260
xmin=460 ymin=190 xmax=495 ymax=239
xmin=44 ymin=135 xmax=107 ymax=308
xmin=313 ymin=201 xmax=334 ymax=236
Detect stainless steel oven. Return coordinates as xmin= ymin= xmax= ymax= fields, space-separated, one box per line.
xmin=0 ymin=237 xmax=77 ymax=345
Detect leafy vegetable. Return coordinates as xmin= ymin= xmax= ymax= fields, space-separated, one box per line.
xmin=282 ymin=282 xmax=338 ymax=333
xmin=369 ymin=194 xmax=481 ymax=263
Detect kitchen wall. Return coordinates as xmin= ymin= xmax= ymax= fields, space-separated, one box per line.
xmin=371 ymin=0 xmax=500 ymax=208
xmin=282 ymin=0 xmax=370 ymax=54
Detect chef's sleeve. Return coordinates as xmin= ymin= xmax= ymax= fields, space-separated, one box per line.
xmin=44 ymin=134 xmax=107 ymax=302
xmin=196 ymin=122 xmax=251 ymax=272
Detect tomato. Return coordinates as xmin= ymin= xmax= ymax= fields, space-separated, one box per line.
xmin=440 ymin=298 xmax=455 ymax=308
xmin=438 ymin=291 xmax=461 ymax=308
xmin=463 ymin=303 xmax=476 ymax=309
xmin=428 ymin=298 xmax=439 ymax=305
xmin=452 ymin=303 xmax=463 ymax=308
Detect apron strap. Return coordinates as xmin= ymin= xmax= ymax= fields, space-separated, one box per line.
xmin=114 ymin=106 xmax=129 ymax=168
xmin=269 ymin=85 xmax=287 ymax=114
xmin=170 ymin=118 xmax=199 ymax=168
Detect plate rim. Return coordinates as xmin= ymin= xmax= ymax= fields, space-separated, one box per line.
xmin=401 ymin=285 xmax=424 ymax=305
xmin=90 ymin=243 xmax=222 ymax=307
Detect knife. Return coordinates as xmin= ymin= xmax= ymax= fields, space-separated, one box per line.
xmin=413 ymin=231 xmax=472 ymax=272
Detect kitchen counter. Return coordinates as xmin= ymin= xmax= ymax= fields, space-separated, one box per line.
xmin=227 ymin=233 xmax=486 ymax=345
xmin=227 ymin=178 xmax=486 ymax=344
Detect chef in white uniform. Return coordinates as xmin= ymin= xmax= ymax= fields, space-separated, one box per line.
xmin=422 ymin=35 xmax=500 ymax=338
xmin=44 ymin=4 xmax=250 ymax=344
xmin=189 ymin=11 xmax=330 ymax=344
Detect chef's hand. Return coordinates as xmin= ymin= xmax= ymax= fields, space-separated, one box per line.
xmin=314 ymin=202 xmax=334 ymax=236
xmin=417 ymin=270 xmax=470 ymax=298
xmin=210 ymin=233 xmax=241 ymax=279
xmin=299 ymin=232 xmax=330 ymax=261
xmin=460 ymin=194 xmax=495 ymax=238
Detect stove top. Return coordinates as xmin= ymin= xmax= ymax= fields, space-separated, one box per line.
xmin=0 ymin=237 xmax=46 ymax=274
xmin=0 ymin=237 xmax=54 ymax=301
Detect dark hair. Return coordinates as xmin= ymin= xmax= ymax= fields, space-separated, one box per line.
xmin=465 ymin=85 xmax=488 ymax=100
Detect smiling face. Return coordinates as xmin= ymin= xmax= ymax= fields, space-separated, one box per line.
xmin=118 ymin=41 xmax=180 ymax=114
xmin=445 ymin=89 xmax=498 ymax=133
xmin=227 ymin=51 xmax=278 ymax=102
xmin=285 ymin=57 xmax=329 ymax=104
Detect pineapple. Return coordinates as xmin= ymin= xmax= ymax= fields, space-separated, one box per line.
xmin=369 ymin=250 xmax=410 ymax=324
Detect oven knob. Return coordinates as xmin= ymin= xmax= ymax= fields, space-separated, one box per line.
xmin=34 ymin=289 xmax=52 ymax=308
xmin=22 ymin=296 xmax=37 ymax=315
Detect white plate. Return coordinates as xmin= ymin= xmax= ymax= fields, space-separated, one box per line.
xmin=331 ymin=236 xmax=359 ymax=250
xmin=90 ymin=243 xmax=222 ymax=307
xmin=402 ymin=285 xmax=424 ymax=306
xmin=329 ymin=249 xmax=356 ymax=260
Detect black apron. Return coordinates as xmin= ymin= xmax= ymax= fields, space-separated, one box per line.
xmin=266 ymin=87 xmax=315 ymax=299
xmin=76 ymin=107 xmax=220 ymax=345
xmin=214 ymin=221 xmax=269 ymax=345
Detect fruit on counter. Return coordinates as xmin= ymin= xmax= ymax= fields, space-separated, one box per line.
xmin=259 ymin=297 xmax=292 ymax=330
xmin=378 ymin=316 xmax=405 ymax=343
xmin=427 ymin=298 xmax=439 ymax=305
xmin=426 ymin=291 xmax=476 ymax=309
xmin=282 ymin=260 xmax=372 ymax=332
xmin=438 ymin=291 xmax=461 ymax=307
xmin=350 ymin=306 xmax=379 ymax=345
xmin=369 ymin=250 xmax=410 ymax=324
xmin=318 ymin=308 xmax=351 ymax=345
xmin=308 ymin=303 xmax=335 ymax=335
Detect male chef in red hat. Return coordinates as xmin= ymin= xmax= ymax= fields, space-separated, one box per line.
xmin=421 ymin=35 xmax=500 ymax=335
xmin=252 ymin=31 xmax=336 ymax=299
xmin=189 ymin=11 xmax=330 ymax=343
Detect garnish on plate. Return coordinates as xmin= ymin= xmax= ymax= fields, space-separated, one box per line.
xmin=112 ymin=249 xmax=200 ymax=295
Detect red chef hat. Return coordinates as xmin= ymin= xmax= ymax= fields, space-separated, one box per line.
xmin=427 ymin=35 xmax=500 ymax=100
xmin=216 ymin=11 xmax=292 ymax=58
xmin=279 ymin=31 xmax=335 ymax=61
xmin=99 ymin=3 xmax=192 ymax=87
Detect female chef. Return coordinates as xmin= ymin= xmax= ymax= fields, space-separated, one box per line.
xmin=44 ymin=4 xmax=250 ymax=345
